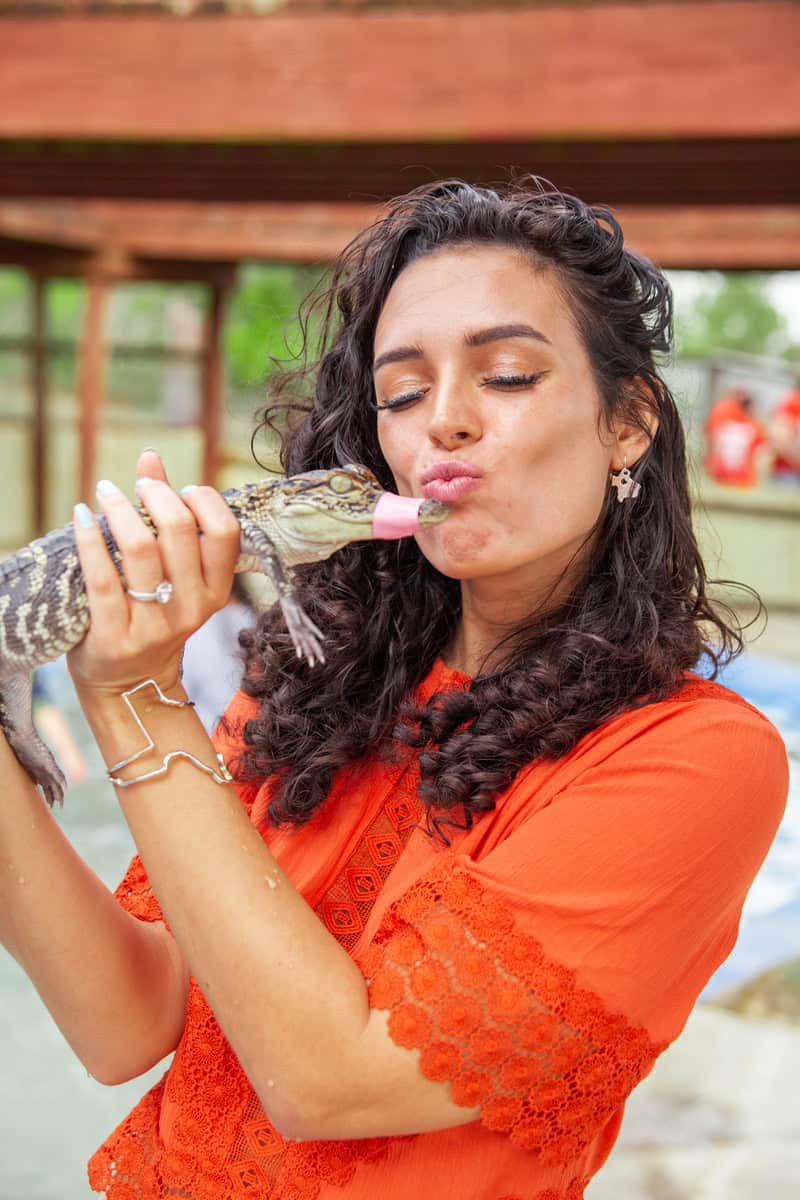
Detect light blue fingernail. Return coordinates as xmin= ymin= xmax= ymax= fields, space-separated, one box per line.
xmin=74 ymin=503 xmax=94 ymax=528
xmin=96 ymin=479 xmax=119 ymax=497
xmin=135 ymin=476 xmax=157 ymax=489
xmin=180 ymin=485 xmax=198 ymax=494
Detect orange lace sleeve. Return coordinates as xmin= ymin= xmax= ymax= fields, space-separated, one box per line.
xmin=360 ymin=695 xmax=788 ymax=1165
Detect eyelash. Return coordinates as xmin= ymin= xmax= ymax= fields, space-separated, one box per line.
xmin=376 ymin=372 xmax=546 ymax=412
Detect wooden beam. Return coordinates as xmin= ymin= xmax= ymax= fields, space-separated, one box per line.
xmin=1 ymin=137 xmax=798 ymax=208
xmin=76 ymin=277 xmax=107 ymax=506
xmin=2 ymin=201 xmax=800 ymax=269
xmin=615 ymin=206 xmax=800 ymax=270
xmin=0 ymin=4 xmax=797 ymax=142
xmin=30 ymin=273 xmax=47 ymax=537
xmin=0 ymin=201 xmax=374 ymax=262
xmin=201 ymin=282 xmax=228 ymax=488
xmin=0 ymin=234 xmax=237 ymax=284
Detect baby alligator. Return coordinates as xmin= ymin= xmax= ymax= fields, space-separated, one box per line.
xmin=0 ymin=464 xmax=448 ymax=806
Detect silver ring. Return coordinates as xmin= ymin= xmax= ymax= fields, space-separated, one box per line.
xmin=127 ymin=581 xmax=174 ymax=605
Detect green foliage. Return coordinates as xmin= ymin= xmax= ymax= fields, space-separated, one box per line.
xmin=675 ymin=272 xmax=798 ymax=360
xmin=0 ymin=268 xmax=27 ymax=335
xmin=47 ymin=278 xmax=85 ymax=340
xmin=224 ymin=263 xmax=324 ymax=391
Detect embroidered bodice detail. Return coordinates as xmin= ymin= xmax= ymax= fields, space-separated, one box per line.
xmin=313 ymin=757 xmax=424 ymax=949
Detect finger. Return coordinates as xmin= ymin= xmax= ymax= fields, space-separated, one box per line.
xmin=179 ymin=486 xmax=241 ymax=601
xmin=72 ymin=502 xmax=130 ymax=629
xmin=136 ymin=448 xmax=169 ymax=485
xmin=95 ymin=478 xmax=165 ymax=595
xmin=133 ymin=478 xmax=206 ymax=612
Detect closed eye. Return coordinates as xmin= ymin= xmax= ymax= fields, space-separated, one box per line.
xmin=375 ymin=388 xmax=428 ymax=412
xmin=376 ymin=372 xmax=546 ymax=412
xmin=482 ymin=372 xmax=546 ymax=390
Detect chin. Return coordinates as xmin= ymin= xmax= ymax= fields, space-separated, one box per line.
xmin=417 ymin=522 xmax=497 ymax=579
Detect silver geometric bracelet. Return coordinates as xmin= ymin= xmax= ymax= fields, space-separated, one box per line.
xmin=106 ymin=678 xmax=233 ymax=789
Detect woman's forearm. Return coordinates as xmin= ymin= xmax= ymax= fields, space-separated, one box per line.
xmin=0 ymin=735 xmax=188 ymax=1084
xmin=77 ymin=681 xmax=374 ymax=1138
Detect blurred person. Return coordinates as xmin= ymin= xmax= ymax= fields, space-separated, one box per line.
xmin=703 ymin=386 xmax=770 ymax=487
xmin=31 ymin=669 xmax=88 ymax=788
xmin=181 ymin=575 xmax=257 ymax=734
xmin=0 ymin=179 xmax=788 ymax=1200
xmin=768 ymin=381 xmax=800 ymax=483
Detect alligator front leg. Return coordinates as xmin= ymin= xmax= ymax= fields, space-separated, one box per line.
xmin=0 ymin=673 xmax=67 ymax=807
xmin=238 ymin=519 xmax=326 ymax=667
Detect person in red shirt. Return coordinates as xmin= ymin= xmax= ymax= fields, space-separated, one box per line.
xmin=703 ymin=387 xmax=769 ymax=487
xmin=768 ymin=385 xmax=800 ymax=483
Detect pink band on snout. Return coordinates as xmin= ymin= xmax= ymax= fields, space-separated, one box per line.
xmin=372 ymin=493 xmax=425 ymax=539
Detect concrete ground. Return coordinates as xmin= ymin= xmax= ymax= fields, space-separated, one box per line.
xmin=586 ymin=1004 xmax=800 ymax=1200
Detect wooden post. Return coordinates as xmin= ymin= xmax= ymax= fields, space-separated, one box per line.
xmin=76 ymin=274 xmax=107 ymax=506
xmin=201 ymin=282 xmax=227 ymax=488
xmin=30 ymin=272 xmax=47 ymax=535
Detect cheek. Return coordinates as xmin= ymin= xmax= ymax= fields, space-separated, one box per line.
xmin=377 ymin=420 xmax=410 ymax=491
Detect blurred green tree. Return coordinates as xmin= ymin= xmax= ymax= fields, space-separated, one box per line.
xmin=225 ymin=263 xmax=324 ymax=393
xmin=0 ymin=268 xmax=27 ymax=335
xmin=675 ymin=273 xmax=799 ymax=360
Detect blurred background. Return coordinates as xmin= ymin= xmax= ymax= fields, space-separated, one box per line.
xmin=0 ymin=1 xmax=798 ymax=1197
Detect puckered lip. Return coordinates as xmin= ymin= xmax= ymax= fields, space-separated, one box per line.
xmin=419 ymin=459 xmax=485 ymax=486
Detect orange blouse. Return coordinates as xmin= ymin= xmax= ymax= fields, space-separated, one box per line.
xmin=89 ymin=660 xmax=789 ymax=1200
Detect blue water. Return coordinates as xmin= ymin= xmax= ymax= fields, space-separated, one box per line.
xmin=698 ymin=651 xmax=800 ymax=997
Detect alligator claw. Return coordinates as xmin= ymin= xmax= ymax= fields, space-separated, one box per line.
xmin=279 ymin=596 xmax=326 ymax=667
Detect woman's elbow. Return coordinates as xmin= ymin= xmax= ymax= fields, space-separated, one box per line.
xmin=83 ymin=1035 xmax=177 ymax=1087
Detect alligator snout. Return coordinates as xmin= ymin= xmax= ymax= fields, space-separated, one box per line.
xmin=372 ymin=494 xmax=449 ymax=539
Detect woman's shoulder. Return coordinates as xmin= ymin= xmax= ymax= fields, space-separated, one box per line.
xmin=488 ymin=667 xmax=788 ymax=832
xmin=637 ymin=669 xmax=784 ymax=743
xmin=572 ymin=668 xmax=786 ymax=772
xmin=548 ymin=670 xmax=789 ymax=843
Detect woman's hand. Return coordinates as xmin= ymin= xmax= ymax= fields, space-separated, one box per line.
xmin=67 ymin=450 xmax=241 ymax=697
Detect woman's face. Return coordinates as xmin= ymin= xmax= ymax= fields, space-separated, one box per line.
xmin=374 ymin=244 xmax=621 ymax=597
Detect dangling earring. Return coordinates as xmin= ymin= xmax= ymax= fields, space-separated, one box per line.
xmin=610 ymin=456 xmax=642 ymax=503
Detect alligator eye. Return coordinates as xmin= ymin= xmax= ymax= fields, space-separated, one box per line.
xmin=330 ymin=473 xmax=354 ymax=494
xmin=344 ymin=463 xmax=378 ymax=484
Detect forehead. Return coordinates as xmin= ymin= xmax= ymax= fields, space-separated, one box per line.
xmin=374 ymin=244 xmax=572 ymax=350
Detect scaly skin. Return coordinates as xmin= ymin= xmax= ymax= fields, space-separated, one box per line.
xmin=0 ymin=463 xmax=448 ymax=805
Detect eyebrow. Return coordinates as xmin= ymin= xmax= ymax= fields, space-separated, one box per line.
xmin=373 ymin=323 xmax=551 ymax=373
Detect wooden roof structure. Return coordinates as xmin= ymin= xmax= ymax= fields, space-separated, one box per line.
xmin=1 ymin=0 xmax=798 ymax=536
xmin=2 ymin=0 xmax=798 ymax=269
xmin=1 ymin=2 xmax=798 ymax=219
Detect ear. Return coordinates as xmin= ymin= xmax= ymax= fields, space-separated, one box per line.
xmin=609 ymin=378 xmax=660 ymax=471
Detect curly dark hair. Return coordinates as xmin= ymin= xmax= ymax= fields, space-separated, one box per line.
xmin=232 ymin=177 xmax=759 ymax=842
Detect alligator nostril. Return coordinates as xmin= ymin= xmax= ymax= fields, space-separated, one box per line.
xmin=418 ymin=499 xmax=450 ymax=525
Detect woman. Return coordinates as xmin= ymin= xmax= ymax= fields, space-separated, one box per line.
xmin=0 ymin=180 xmax=788 ymax=1200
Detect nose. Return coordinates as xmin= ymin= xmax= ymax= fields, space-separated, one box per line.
xmin=426 ymin=374 xmax=482 ymax=450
